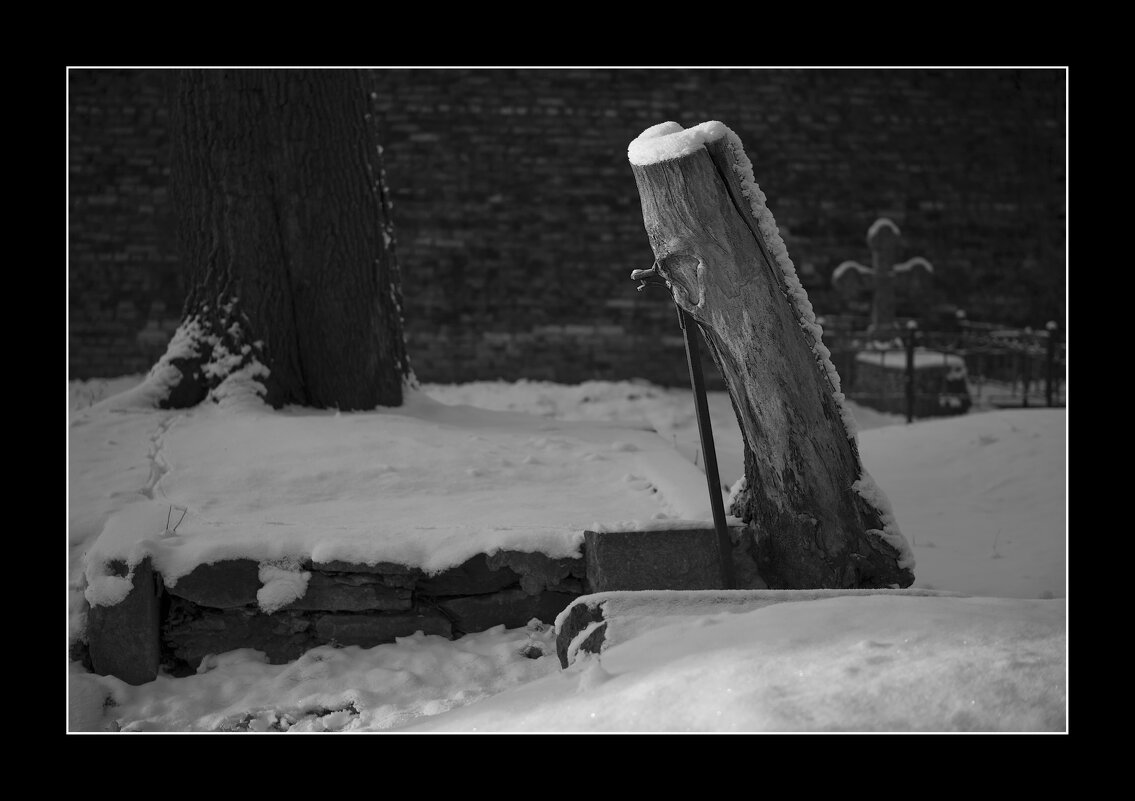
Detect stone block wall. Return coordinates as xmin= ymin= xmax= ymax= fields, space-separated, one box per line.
xmin=156 ymin=552 xmax=585 ymax=676
xmin=84 ymin=527 xmax=765 ymax=684
xmin=68 ymin=68 xmax=1066 ymax=386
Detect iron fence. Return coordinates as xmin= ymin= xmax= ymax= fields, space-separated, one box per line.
xmin=821 ymin=318 xmax=1066 ymax=422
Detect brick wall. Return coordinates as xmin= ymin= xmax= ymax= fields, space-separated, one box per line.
xmin=68 ymin=68 xmax=1066 ymax=387
xmin=68 ymin=69 xmax=185 ymax=379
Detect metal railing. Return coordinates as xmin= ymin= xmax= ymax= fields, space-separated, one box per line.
xmin=822 ymin=319 xmax=1066 ymax=422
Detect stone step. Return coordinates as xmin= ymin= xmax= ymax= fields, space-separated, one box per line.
xmin=583 ymin=526 xmax=749 ymax=593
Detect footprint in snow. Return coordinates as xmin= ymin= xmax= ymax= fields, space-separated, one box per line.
xmin=610 ymin=441 xmax=638 ymax=452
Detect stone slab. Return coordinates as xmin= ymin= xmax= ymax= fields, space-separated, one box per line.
xmin=283 ymin=574 xmax=413 ymax=612
xmin=439 ymin=589 xmax=579 ymax=634
xmin=315 ymin=611 xmax=452 ymax=648
xmin=310 ymin=559 xmax=424 ymax=583
xmin=583 ymin=528 xmax=732 ymax=593
xmin=165 ymin=607 xmax=317 ymax=668
xmin=166 ymin=559 xmax=260 ymax=608
xmin=87 ymin=557 xmax=162 ymax=685
xmin=416 ymin=554 xmax=519 ymax=596
xmin=484 ymin=550 xmax=585 ymax=595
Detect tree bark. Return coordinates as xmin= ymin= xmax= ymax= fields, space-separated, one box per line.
xmin=162 ymin=69 xmax=411 ymax=410
xmin=631 ymin=134 xmax=914 ymax=589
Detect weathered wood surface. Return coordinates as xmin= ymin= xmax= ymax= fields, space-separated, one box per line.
xmin=631 ymin=136 xmax=914 ymax=589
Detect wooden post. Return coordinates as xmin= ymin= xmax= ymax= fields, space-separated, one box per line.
xmin=628 ymin=123 xmax=914 ymax=589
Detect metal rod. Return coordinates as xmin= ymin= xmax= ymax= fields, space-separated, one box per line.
xmin=1045 ymin=322 xmax=1057 ymax=407
xmin=677 ymin=303 xmax=735 ymax=589
xmin=905 ymin=323 xmax=917 ymax=424
xmin=1021 ymin=345 xmax=1030 ymax=408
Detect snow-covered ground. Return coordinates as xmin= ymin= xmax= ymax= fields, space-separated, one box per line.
xmin=67 ymin=375 xmax=1066 ymax=732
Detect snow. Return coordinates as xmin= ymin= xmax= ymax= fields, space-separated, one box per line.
xmin=559 ymin=586 xmax=960 ymax=623
xmin=84 ymin=572 xmax=134 ymax=608
xmin=256 ymin=561 xmax=311 ymax=614
xmin=894 ymin=256 xmax=934 ymax=274
xmin=72 ymin=384 xmax=716 ymax=591
xmin=588 ymin=517 xmax=744 ymax=533
xmin=856 ymin=409 xmax=1064 ymax=600
xmin=725 ymin=475 xmax=746 ymax=510
xmin=851 ymin=472 xmax=915 ymax=571
xmin=626 ymin=120 xmax=729 ymax=166
xmin=832 ymin=260 xmax=873 ymax=282
xmin=553 ymin=588 xmax=962 ymax=658
xmin=73 ymin=623 xmax=560 ymax=733
xmin=857 ymin=349 xmax=966 ymax=369
xmin=867 ymin=217 xmax=901 ymax=241
xmin=68 ymin=377 xmax=1066 ymax=732
xmin=406 ymin=594 xmax=1063 ymax=733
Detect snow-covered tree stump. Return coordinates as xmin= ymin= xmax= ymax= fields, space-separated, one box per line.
xmin=627 ymin=122 xmax=915 ymax=589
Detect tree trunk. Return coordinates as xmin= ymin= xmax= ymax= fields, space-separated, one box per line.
xmin=161 ymin=68 xmax=411 ymax=410
xmin=629 ymin=125 xmax=914 ymax=589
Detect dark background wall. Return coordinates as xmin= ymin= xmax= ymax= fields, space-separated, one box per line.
xmin=68 ymin=68 xmax=1066 ymax=385
xmin=69 ymin=70 xmax=184 ymax=378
